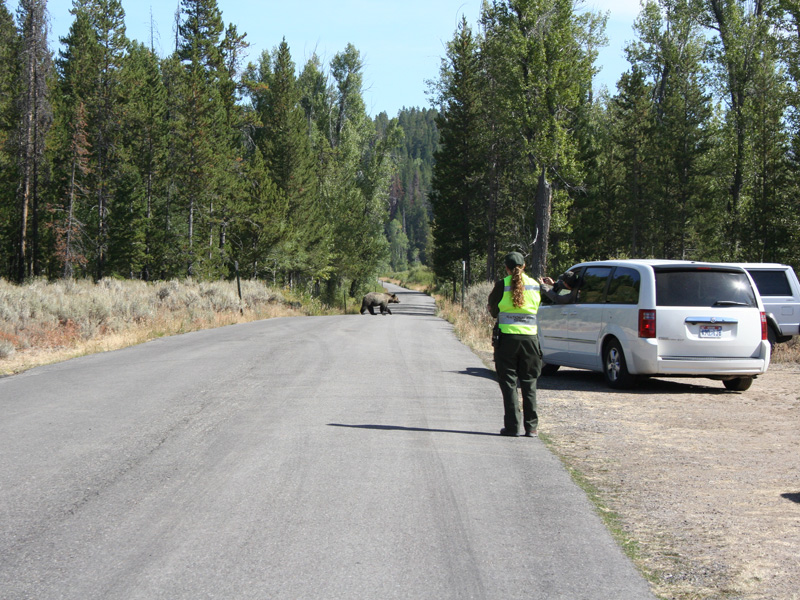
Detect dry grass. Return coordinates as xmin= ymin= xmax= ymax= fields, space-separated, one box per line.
xmin=0 ymin=278 xmax=310 ymax=376
xmin=770 ymin=334 xmax=800 ymax=362
xmin=436 ymin=281 xmax=495 ymax=356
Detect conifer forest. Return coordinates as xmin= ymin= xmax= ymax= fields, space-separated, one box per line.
xmin=2 ymin=0 xmax=800 ymax=294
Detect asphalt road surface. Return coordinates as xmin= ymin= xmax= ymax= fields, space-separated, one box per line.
xmin=0 ymin=283 xmax=655 ymax=600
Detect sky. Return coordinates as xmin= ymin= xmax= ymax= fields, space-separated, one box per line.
xmin=20 ymin=0 xmax=643 ymax=116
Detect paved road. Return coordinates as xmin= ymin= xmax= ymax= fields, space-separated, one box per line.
xmin=0 ymin=283 xmax=655 ymax=600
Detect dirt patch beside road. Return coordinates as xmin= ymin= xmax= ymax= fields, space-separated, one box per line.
xmin=536 ymin=364 xmax=800 ymax=600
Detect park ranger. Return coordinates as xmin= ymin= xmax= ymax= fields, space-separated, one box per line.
xmin=487 ymin=252 xmax=543 ymax=437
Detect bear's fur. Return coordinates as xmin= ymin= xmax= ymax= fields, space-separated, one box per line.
xmin=360 ymin=292 xmax=400 ymax=315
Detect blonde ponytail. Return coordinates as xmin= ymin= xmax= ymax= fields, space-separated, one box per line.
xmin=511 ymin=265 xmax=525 ymax=307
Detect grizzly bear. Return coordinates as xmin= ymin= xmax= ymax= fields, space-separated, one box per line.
xmin=360 ymin=292 xmax=400 ymax=315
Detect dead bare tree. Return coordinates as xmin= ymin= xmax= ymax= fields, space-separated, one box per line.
xmin=16 ymin=0 xmax=51 ymax=281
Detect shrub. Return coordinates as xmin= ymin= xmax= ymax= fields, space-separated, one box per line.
xmin=0 ymin=339 xmax=14 ymax=359
xmin=157 ymin=280 xmax=180 ymax=301
xmin=199 ymin=281 xmax=241 ymax=312
xmin=463 ymin=281 xmax=494 ymax=328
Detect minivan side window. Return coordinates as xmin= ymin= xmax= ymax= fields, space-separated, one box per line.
xmin=576 ymin=266 xmax=612 ymax=304
xmin=655 ymin=268 xmax=757 ymax=307
xmin=605 ymin=267 xmax=641 ymax=304
xmin=747 ymin=270 xmax=792 ymax=296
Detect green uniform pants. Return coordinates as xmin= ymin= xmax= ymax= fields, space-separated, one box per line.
xmin=494 ymin=333 xmax=542 ymax=434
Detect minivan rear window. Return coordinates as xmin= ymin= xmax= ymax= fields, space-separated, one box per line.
xmin=655 ymin=268 xmax=757 ymax=308
xmin=747 ymin=270 xmax=792 ymax=296
xmin=606 ymin=267 xmax=641 ymax=304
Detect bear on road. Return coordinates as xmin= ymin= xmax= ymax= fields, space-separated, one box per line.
xmin=360 ymin=292 xmax=400 ymax=315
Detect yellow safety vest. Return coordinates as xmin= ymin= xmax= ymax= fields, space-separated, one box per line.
xmin=498 ymin=273 xmax=541 ymax=335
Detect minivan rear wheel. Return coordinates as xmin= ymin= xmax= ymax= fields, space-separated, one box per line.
xmin=767 ymin=326 xmax=777 ymax=351
xmin=603 ymin=339 xmax=636 ymax=389
xmin=723 ymin=376 xmax=753 ymax=391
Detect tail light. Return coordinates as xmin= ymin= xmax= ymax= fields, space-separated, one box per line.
xmin=639 ymin=309 xmax=656 ymax=338
xmin=761 ymin=312 xmax=768 ymax=340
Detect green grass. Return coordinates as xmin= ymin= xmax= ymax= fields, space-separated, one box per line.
xmin=383 ymin=265 xmax=436 ymax=291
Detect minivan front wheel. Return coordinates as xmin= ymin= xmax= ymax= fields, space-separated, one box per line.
xmin=723 ymin=376 xmax=753 ymax=391
xmin=540 ymin=362 xmax=560 ymax=376
xmin=603 ymin=339 xmax=636 ymax=389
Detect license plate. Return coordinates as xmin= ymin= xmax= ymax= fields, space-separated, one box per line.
xmin=699 ymin=325 xmax=722 ymax=338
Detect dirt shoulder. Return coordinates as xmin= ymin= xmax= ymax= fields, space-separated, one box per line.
xmin=534 ymin=364 xmax=800 ymax=600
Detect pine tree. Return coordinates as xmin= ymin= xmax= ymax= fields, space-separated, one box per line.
xmin=627 ymin=0 xmax=713 ymax=259
xmin=387 ymin=217 xmax=409 ymax=271
xmin=230 ymin=146 xmax=286 ymax=280
xmin=109 ymin=41 xmax=169 ymax=278
xmin=247 ymin=41 xmax=328 ymax=281
xmin=88 ymin=0 xmax=127 ymax=278
xmin=609 ymin=67 xmax=655 ymax=256
xmin=700 ymin=0 xmax=773 ymax=257
xmin=430 ymin=17 xmax=485 ymax=286
xmin=393 ymin=108 xmax=437 ymax=267
xmin=743 ymin=35 xmax=793 ymax=261
xmin=53 ymin=6 xmax=96 ymax=278
xmin=173 ymin=0 xmax=234 ymax=279
xmin=297 ymin=53 xmax=333 ymax=144
xmin=571 ymin=93 xmax=620 ymax=262
xmin=53 ymin=100 xmax=91 ymax=278
xmin=215 ymin=22 xmax=250 ymax=272
xmin=320 ymin=44 xmax=399 ymax=295
xmin=330 ymin=43 xmax=365 ymax=149
xmin=15 ymin=0 xmax=52 ymax=281
xmin=480 ymin=0 xmax=596 ymax=278
xmin=0 ymin=0 xmax=20 ymax=278
xmin=777 ymin=0 xmax=800 ymax=266
xmin=159 ymin=54 xmax=188 ymax=278
xmin=54 ymin=0 xmax=128 ymax=279
xmin=257 ymin=42 xmax=315 ymax=215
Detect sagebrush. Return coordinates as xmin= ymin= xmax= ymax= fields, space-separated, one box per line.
xmin=0 ymin=278 xmax=303 ymax=374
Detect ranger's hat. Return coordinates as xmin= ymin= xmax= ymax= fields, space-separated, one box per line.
xmin=504 ymin=252 xmax=525 ymax=269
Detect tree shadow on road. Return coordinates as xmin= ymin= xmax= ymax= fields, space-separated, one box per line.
xmin=377 ymin=287 xmax=437 ymax=317
xmin=328 ymin=423 xmax=498 ymax=437
xmin=392 ymin=305 xmax=437 ymax=316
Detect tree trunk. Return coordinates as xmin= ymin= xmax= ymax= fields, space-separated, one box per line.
xmin=17 ymin=48 xmax=36 ymax=282
xmin=64 ymin=158 xmax=78 ymax=279
xmin=18 ymin=161 xmax=31 ymax=281
xmin=188 ymin=198 xmax=195 ymax=277
xmin=486 ymin=143 xmax=499 ymax=281
xmin=32 ymin=140 xmax=40 ymax=276
xmin=531 ymin=168 xmax=551 ymax=279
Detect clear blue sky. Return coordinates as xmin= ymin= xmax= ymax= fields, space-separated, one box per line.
xmin=25 ymin=0 xmax=641 ymax=116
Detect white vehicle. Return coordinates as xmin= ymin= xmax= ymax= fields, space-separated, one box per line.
xmin=726 ymin=263 xmax=800 ymax=347
xmin=538 ymin=260 xmax=770 ymax=391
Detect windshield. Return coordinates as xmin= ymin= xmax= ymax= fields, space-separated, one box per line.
xmin=655 ymin=269 xmax=757 ymax=308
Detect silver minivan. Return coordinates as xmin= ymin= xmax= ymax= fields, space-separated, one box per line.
xmin=727 ymin=263 xmax=800 ymax=346
xmin=538 ymin=260 xmax=770 ymax=391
